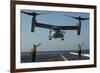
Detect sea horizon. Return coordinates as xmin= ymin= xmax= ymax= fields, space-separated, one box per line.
xmin=21 ymin=49 xmax=89 ymax=54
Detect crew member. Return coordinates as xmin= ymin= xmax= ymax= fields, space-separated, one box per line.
xmin=31 ymin=43 xmax=41 ymax=62
xmin=77 ymin=44 xmax=81 ymax=58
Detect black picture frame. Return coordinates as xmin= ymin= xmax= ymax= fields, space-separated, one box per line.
xmin=10 ymin=0 xmax=97 ymax=73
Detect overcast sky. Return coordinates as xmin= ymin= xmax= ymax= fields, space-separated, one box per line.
xmin=20 ymin=9 xmax=89 ymax=52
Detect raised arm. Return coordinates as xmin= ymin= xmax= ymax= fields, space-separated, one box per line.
xmin=36 ymin=43 xmax=41 ymax=47
xmin=80 ymin=42 xmax=84 ymax=47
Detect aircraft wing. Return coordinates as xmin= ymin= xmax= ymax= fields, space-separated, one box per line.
xmin=58 ymin=26 xmax=78 ymax=30
xmin=35 ymin=23 xmax=54 ymax=29
xmin=81 ymin=18 xmax=89 ymax=20
xmin=35 ymin=23 xmax=78 ymax=30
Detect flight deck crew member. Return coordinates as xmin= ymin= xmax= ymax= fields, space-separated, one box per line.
xmin=77 ymin=44 xmax=81 ymax=58
xmin=31 ymin=43 xmax=41 ymax=62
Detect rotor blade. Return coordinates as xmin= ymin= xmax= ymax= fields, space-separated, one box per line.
xmin=21 ymin=11 xmax=49 ymax=16
xmin=21 ymin=11 xmax=33 ymax=15
xmin=65 ymin=14 xmax=89 ymax=20
xmin=65 ymin=14 xmax=78 ymax=19
xmin=34 ymin=13 xmax=49 ymax=16
xmin=37 ymin=13 xmax=49 ymax=15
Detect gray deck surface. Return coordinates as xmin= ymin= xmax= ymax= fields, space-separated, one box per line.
xmin=21 ymin=52 xmax=89 ymax=63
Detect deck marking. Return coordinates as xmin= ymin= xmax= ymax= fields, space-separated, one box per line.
xmin=70 ymin=52 xmax=90 ymax=57
xmin=60 ymin=55 xmax=68 ymax=61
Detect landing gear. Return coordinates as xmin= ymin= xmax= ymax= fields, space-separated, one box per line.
xmin=49 ymin=29 xmax=52 ymax=40
xmin=49 ymin=38 xmax=52 ymax=40
xmin=61 ymin=35 xmax=64 ymax=40
xmin=61 ymin=38 xmax=64 ymax=40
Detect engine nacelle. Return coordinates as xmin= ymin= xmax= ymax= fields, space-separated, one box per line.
xmin=77 ymin=23 xmax=81 ymax=35
xmin=31 ymin=23 xmax=35 ymax=32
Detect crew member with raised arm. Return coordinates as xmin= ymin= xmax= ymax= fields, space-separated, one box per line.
xmin=31 ymin=43 xmax=41 ymax=62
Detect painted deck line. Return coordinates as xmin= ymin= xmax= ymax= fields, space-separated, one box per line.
xmin=83 ymin=54 xmax=90 ymax=57
xmin=60 ymin=55 xmax=68 ymax=61
xmin=70 ymin=52 xmax=90 ymax=57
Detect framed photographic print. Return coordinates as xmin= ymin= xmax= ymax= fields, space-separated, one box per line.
xmin=10 ymin=0 xmax=97 ymax=72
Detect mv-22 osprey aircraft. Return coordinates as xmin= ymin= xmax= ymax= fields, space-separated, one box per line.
xmin=21 ymin=11 xmax=89 ymax=40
